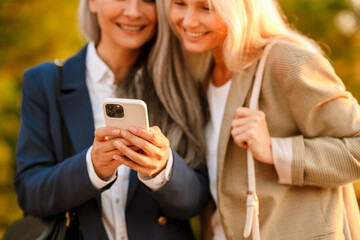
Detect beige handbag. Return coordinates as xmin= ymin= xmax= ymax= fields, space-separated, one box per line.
xmin=243 ymin=41 xmax=279 ymax=240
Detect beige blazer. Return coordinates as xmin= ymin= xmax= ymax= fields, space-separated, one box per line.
xmin=215 ymin=41 xmax=360 ymax=240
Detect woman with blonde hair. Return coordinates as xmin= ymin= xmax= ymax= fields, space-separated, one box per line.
xmin=153 ymin=0 xmax=360 ymax=239
xmin=13 ymin=0 xmax=210 ymax=239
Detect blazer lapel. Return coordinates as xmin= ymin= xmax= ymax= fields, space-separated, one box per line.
xmin=126 ymin=170 xmax=140 ymax=209
xmin=57 ymin=46 xmax=95 ymax=153
xmin=58 ymin=46 xmax=106 ymax=239
xmin=217 ymin=63 xmax=257 ymax=179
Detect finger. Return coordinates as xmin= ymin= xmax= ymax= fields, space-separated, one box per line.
xmin=230 ymin=125 xmax=247 ymax=137
xmin=237 ymin=127 xmax=257 ymax=145
xmin=128 ymin=126 xmax=165 ymax=146
xmin=94 ymin=127 xmax=121 ymax=141
xmin=120 ymin=129 xmax=161 ymax=156
xmin=235 ymin=107 xmax=253 ymax=118
xmin=113 ymin=140 xmax=151 ymax=167
xmin=149 ymin=125 xmax=161 ymax=133
xmin=109 ymin=149 xmax=123 ymax=157
xmin=92 ymin=146 xmax=121 ymax=159
xmin=92 ymin=131 xmax=129 ymax=158
xmin=116 ymin=137 xmax=132 ymax=147
xmin=232 ymin=134 xmax=249 ymax=148
xmin=251 ymin=111 xmax=267 ymax=125
xmin=92 ymin=136 xmax=122 ymax=153
xmin=231 ymin=127 xmax=248 ymax=148
xmin=231 ymin=118 xmax=247 ymax=128
xmin=113 ymin=155 xmax=154 ymax=177
xmin=108 ymin=137 xmax=138 ymax=150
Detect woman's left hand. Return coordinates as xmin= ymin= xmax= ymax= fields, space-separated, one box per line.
xmin=112 ymin=126 xmax=170 ymax=177
xmin=231 ymin=107 xmax=273 ymax=164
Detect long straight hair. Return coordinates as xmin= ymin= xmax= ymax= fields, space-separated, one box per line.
xmin=145 ymin=0 xmax=210 ymax=168
xmin=210 ymin=0 xmax=322 ymax=71
xmin=78 ymin=0 xmax=100 ymax=44
xmin=77 ymin=0 xmax=207 ymax=168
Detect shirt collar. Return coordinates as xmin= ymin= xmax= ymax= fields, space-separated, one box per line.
xmin=86 ymin=41 xmax=114 ymax=85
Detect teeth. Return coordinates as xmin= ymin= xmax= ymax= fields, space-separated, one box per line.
xmin=185 ymin=31 xmax=205 ymax=38
xmin=120 ymin=25 xmax=142 ymax=31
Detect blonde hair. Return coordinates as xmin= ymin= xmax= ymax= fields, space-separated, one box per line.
xmin=162 ymin=0 xmax=322 ymax=73
xmin=78 ymin=0 xmax=100 ymax=44
xmin=213 ymin=0 xmax=323 ymax=70
xmin=151 ymin=0 xmax=325 ymax=167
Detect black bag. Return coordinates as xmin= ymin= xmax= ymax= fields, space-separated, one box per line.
xmin=3 ymin=211 xmax=81 ymax=240
xmin=3 ymin=60 xmax=82 ymax=240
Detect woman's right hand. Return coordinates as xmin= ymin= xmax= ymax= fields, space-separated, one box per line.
xmin=231 ymin=107 xmax=273 ymax=164
xmin=112 ymin=126 xmax=170 ymax=178
xmin=91 ymin=127 xmax=130 ymax=180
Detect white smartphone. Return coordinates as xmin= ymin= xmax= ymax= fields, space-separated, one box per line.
xmin=102 ymin=98 xmax=149 ymax=131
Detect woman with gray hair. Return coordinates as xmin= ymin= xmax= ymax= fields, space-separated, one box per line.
xmin=13 ymin=0 xmax=210 ymax=239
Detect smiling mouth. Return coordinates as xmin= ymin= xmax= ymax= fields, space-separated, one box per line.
xmin=117 ymin=24 xmax=144 ymax=31
xmin=184 ymin=30 xmax=206 ymax=38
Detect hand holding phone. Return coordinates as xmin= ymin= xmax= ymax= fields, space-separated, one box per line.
xmin=113 ymin=126 xmax=170 ymax=177
xmin=91 ymin=98 xmax=150 ymax=179
xmin=103 ymin=99 xmax=170 ymax=177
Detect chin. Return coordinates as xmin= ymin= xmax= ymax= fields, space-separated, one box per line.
xmin=183 ymin=44 xmax=208 ymax=53
xmin=118 ymin=41 xmax=146 ymax=50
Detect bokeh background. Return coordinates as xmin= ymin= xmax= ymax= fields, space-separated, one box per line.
xmin=0 ymin=0 xmax=360 ymax=238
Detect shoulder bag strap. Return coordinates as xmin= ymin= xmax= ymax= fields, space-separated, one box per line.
xmin=243 ymin=41 xmax=278 ymax=240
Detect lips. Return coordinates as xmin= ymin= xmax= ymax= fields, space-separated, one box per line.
xmin=117 ymin=23 xmax=145 ymax=31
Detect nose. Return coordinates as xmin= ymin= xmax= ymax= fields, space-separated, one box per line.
xmin=124 ymin=0 xmax=142 ymax=18
xmin=182 ymin=8 xmax=199 ymax=28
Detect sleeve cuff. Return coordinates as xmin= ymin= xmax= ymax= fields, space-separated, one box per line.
xmin=138 ymin=147 xmax=173 ymax=191
xmin=272 ymin=137 xmax=293 ymax=185
xmin=86 ymin=146 xmax=117 ymax=189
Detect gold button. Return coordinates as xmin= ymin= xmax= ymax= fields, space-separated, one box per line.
xmin=158 ymin=216 xmax=167 ymax=226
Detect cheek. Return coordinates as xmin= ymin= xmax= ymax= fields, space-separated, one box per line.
xmin=169 ymin=8 xmax=181 ymax=27
xmin=213 ymin=20 xmax=228 ymax=41
xmin=145 ymin=6 xmax=157 ymax=25
xmin=146 ymin=11 xmax=157 ymax=37
xmin=97 ymin=5 xmax=117 ymax=23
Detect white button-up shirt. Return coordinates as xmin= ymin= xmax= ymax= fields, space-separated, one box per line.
xmin=84 ymin=42 xmax=172 ymax=240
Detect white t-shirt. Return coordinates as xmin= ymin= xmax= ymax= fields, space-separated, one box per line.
xmin=205 ymin=80 xmax=232 ymax=240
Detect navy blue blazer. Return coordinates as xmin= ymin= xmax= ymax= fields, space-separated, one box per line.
xmin=14 ymin=46 xmax=210 ymax=240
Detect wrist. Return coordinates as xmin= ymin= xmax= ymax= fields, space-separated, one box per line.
xmin=150 ymin=164 xmax=167 ymax=178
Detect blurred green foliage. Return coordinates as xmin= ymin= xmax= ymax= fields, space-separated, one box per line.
xmin=0 ymin=0 xmax=82 ymax=237
xmin=279 ymin=0 xmax=360 ymax=101
xmin=0 ymin=0 xmax=359 ymax=238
